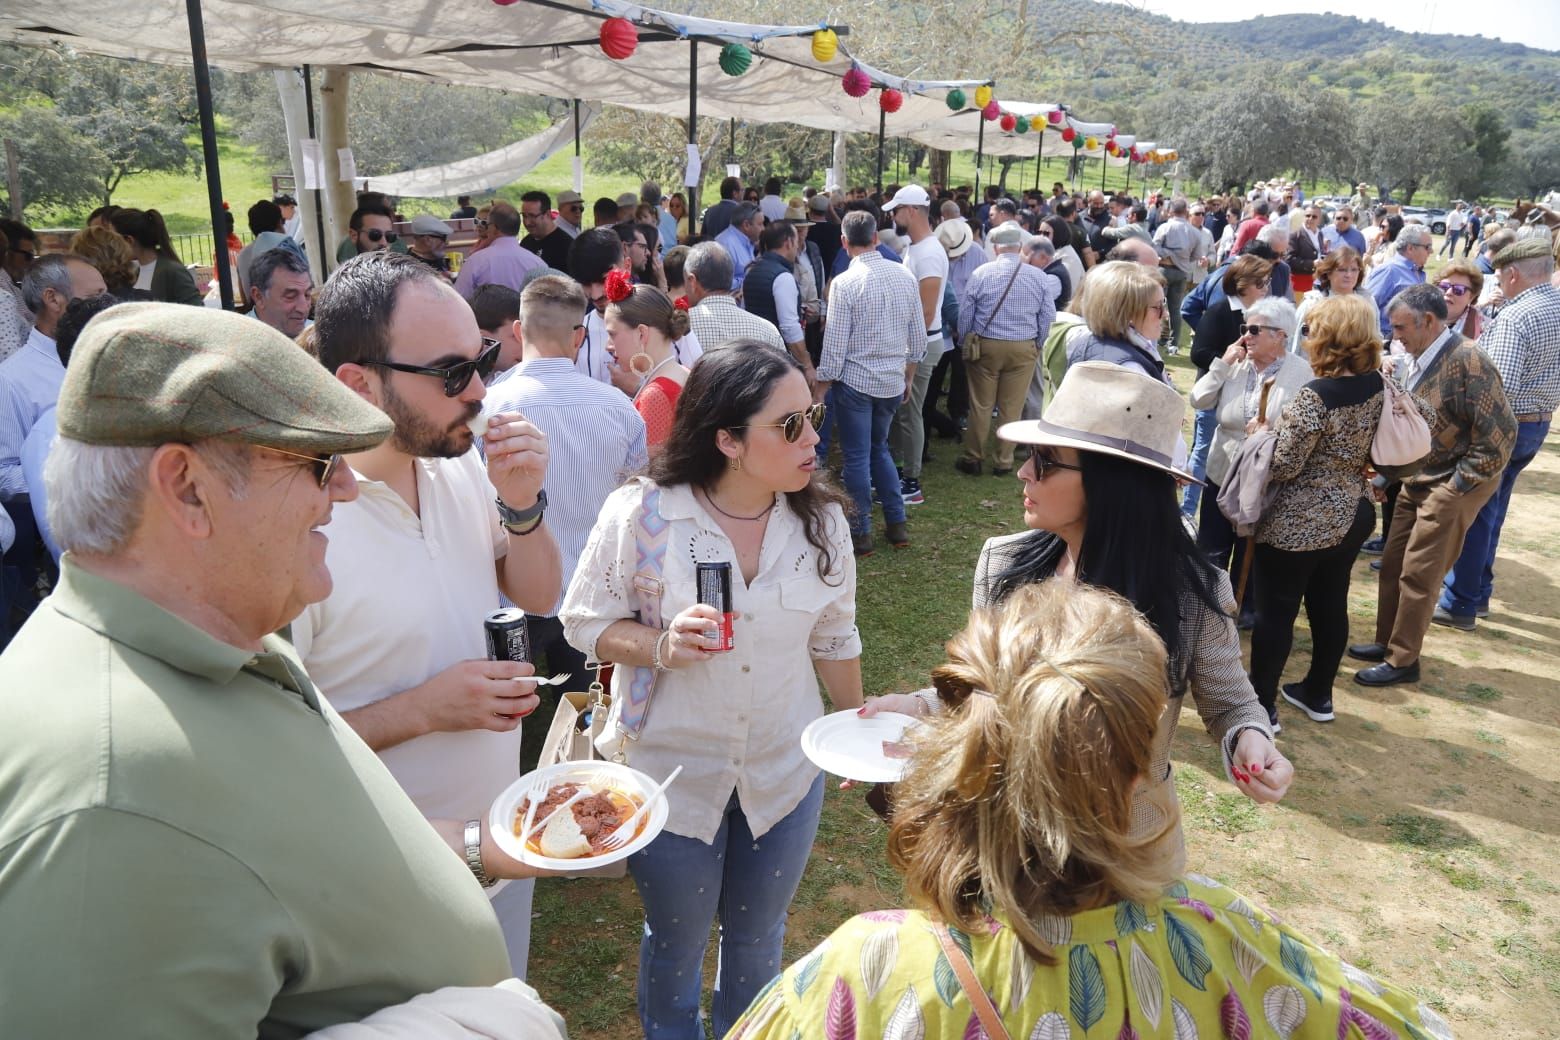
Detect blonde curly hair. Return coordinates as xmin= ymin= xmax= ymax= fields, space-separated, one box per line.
xmin=69 ymin=226 xmax=138 ymax=293
xmin=887 ymin=580 xmax=1176 ymax=965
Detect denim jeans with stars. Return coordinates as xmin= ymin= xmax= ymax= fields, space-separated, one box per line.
xmin=627 ymin=774 xmax=824 ymax=1040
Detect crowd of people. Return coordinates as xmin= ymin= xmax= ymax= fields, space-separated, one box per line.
xmin=1 ymin=166 xmax=1556 ymax=1038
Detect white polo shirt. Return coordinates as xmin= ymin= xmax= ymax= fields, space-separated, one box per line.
xmin=291 ymin=449 xmax=519 ymax=822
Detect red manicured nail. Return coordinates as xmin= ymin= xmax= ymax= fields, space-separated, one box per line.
xmin=1249 ymin=762 xmax=1262 ymax=774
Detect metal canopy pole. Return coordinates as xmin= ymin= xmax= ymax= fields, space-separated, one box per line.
xmin=1100 ymin=154 xmax=1107 ymax=192
xmin=973 ymin=114 xmax=985 ymax=200
xmin=687 ymin=39 xmax=699 ymax=239
xmin=572 ymin=98 xmax=582 ymax=195
xmin=1034 ymin=131 xmax=1043 ymax=192
xmin=185 ymin=0 xmax=232 ymax=309
xmin=302 ymin=65 xmax=328 ymax=279
xmin=1124 ymin=157 xmax=1132 ymax=196
xmin=875 ymin=106 xmax=886 ymax=193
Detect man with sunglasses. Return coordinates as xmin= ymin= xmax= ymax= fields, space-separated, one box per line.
xmin=0 ymin=303 xmax=566 ymax=1034
xmin=1323 ymin=207 xmax=1367 ymax=255
xmin=553 ymin=190 xmax=586 ymax=239
xmin=296 ymin=252 xmax=563 ymax=977
xmin=406 ymin=214 xmax=456 ymax=278
xmin=344 ymin=202 xmax=399 ymax=260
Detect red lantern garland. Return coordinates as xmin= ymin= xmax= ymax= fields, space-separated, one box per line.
xmin=999 ymin=112 xmax=1017 ymax=132
xmin=599 ymin=17 xmax=638 ymax=59
xmin=1060 ymin=126 xmax=1076 ymax=143
xmin=879 ymin=88 xmax=904 ymax=113
xmin=492 ymin=0 xmax=521 ymax=6
xmin=982 ymin=99 xmax=1001 ymax=121
xmin=842 ymin=65 xmax=871 ymax=98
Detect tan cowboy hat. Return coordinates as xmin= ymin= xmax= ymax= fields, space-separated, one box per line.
xmin=935 ymin=218 xmax=974 ymax=257
xmin=783 ymin=203 xmax=815 ymax=225
xmin=998 ymin=362 xmax=1199 ymax=483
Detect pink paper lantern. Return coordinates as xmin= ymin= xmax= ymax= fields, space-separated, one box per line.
xmin=982 ymin=100 xmax=1001 ymax=121
xmin=842 ymin=65 xmax=871 ymax=98
xmin=1047 ymin=109 xmax=1063 ymax=125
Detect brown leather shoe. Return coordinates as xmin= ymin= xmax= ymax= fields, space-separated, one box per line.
xmin=886 ymin=522 xmax=910 ymax=548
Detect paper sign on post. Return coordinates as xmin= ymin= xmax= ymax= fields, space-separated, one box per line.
xmin=299 ymin=138 xmax=323 ymax=190
xmin=571 ymin=156 xmax=584 ymax=194
xmin=725 ymin=164 xmax=741 ymax=178
xmin=684 ymin=144 xmax=702 ymax=188
xmin=337 ymin=148 xmax=357 ymax=183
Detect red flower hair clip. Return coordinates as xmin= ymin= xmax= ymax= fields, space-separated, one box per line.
xmin=673 ymin=296 xmax=691 ymax=311
xmin=605 ymin=268 xmax=635 ymax=303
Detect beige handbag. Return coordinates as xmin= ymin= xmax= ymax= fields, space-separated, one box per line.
xmin=537 ymin=666 xmax=628 ymax=878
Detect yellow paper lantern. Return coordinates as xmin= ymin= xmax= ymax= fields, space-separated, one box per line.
xmin=811 ymin=28 xmax=838 ymax=63
xmin=1167 ymin=150 xmax=1179 ymax=162
xmin=974 ymin=84 xmax=992 ymax=109
xmin=1084 ymin=136 xmax=1098 ymax=151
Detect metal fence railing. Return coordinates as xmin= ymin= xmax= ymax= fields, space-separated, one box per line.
xmin=172 ymin=231 xmax=221 ymax=266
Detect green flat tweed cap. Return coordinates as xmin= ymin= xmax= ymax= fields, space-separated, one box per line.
xmin=1491 ymin=237 xmax=1554 ymax=268
xmin=57 ymin=302 xmax=392 ymax=454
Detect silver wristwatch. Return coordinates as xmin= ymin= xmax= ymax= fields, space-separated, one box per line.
xmin=464 ymin=819 xmax=497 ymax=888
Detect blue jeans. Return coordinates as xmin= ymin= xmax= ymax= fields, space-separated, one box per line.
xmin=1180 ymin=407 xmax=1218 ymax=517
xmin=628 ymin=774 xmax=824 ymax=1040
xmin=832 ymin=382 xmax=907 ymax=534
xmin=1439 ymin=229 xmax=1463 ymax=257
xmin=1439 ymin=419 xmax=1550 ymax=616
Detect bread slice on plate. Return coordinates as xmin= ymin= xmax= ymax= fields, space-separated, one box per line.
xmin=539 ymin=807 xmax=594 ymax=859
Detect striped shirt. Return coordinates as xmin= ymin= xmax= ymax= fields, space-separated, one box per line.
xmin=483 ymin=356 xmax=648 ymax=615
xmin=818 ymin=251 xmax=927 ymax=399
xmin=956 ymin=254 xmax=1057 ymax=345
xmin=0 ymin=327 xmax=63 ymax=499
xmin=1480 ymin=282 xmax=1560 ymax=416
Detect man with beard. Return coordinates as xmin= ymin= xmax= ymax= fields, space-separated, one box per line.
xmin=294 ymin=251 xmax=562 ymax=978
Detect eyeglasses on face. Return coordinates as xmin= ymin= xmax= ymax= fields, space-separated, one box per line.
xmin=1437 ymin=281 xmax=1471 ymax=297
xmin=1029 ymin=451 xmax=1083 ymax=479
xmin=476 ymin=218 xmax=491 ymax=229
xmin=260 ymin=445 xmax=344 ymax=489
xmin=363 ymin=228 xmax=399 ymax=244
xmin=1147 ymin=300 xmax=1168 ymax=316
xmin=359 ymin=338 xmax=501 ymax=397
xmin=731 ymin=403 xmax=826 ymax=443
xmin=1240 ymin=323 xmax=1282 ymax=337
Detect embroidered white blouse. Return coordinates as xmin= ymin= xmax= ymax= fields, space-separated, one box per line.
xmin=560 ymin=480 xmax=861 ymax=844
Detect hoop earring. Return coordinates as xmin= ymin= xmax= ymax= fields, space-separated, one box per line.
xmin=630 ymin=352 xmax=655 ymax=376
xmin=729 ymin=455 xmax=743 ymax=472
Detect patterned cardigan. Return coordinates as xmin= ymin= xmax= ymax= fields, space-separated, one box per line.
xmin=1383 ymin=332 xmax=1516 ymax=492
xmin=971 ymin=533 xmax=1272 ymax=808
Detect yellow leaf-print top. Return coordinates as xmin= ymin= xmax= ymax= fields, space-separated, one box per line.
xmin=726 ymin=877 xmax=1453 ymax=1040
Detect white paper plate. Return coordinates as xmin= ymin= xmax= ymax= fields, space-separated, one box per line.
xmin=489 ymin=760 xmax=670 ymax=871
xmin=800 ymin=710 xmax=921 ymax=783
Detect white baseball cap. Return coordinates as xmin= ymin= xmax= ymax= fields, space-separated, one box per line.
xmin=882 ymin=184 xmax=931 ymax=211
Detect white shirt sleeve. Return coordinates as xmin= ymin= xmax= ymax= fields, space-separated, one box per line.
xmin=772 ymin=272 xmax=804 ymax=344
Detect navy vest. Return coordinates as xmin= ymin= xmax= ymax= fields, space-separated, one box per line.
xmin=742 ymin=251 xmax=795 ymax=336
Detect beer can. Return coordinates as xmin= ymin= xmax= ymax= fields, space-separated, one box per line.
xmin=445 ymin=250 xmax=463 ymax=274
xmin=484 ymin=607 xmax=531 ymax=663
xmin=695 ymin=561 xmax=735 ymax=653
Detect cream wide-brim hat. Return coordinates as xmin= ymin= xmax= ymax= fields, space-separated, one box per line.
xmin=998 ymin=361 xmax=1200 ymax=484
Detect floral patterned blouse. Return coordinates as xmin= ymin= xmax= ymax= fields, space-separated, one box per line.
xmin=727 ymin=877 xmax=1452 ymax=1040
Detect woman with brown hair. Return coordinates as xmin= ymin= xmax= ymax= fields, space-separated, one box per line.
xmin=1249 ymin=295 xmax=1435 ymax=727
xmin=1436 ymin=257 xmax=1484 ymax=340
xmin=109 ymin=208 xmax=202 ymax=306
xmin=562 ymin=341 xmax=860 ymax=1040
xmin=1190 ymin=253 xmax=1274 ymax=378
xmin=68 ymin=226 xmax=149 ymax=302
xmin=604 ymin=276 xmax=692 ymax=454
xmin=1291 ymin=244 xmax=1374 ymax=354
xmin=729 ymin=580 xmax=1446 ymax=1040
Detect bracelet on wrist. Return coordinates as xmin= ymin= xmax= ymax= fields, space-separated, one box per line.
xmin=652 ymin=630 xmax=672 ymax=672
xmin=497 ymin=490 xmax=547 ymax=535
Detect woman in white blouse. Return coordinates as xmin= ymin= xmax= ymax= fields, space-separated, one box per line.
xmin=1190 ymin=296 xmax=1313 ymax=584
xmin=561 ymin=341 xmax=862 ymax=1040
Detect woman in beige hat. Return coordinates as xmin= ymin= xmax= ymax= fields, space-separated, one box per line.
xmin=865 ymin=362 xmax=1292 ymax=870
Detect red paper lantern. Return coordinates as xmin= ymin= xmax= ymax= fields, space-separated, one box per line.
xmin=1047 ymin=109 xmax=1063 ymax=125
xmin=599 ymin=17 xmax=638 ymax=59
xmin=1106 ymin=141 xmax=1120 ymax=156
xmin=1060 ymin=126 xmax=1076 ymax=142
xmin=982 ymin=100 xmax=1000 ymax=121
xmin=842 ymin=65 xmax=871 ymax=98
xmin=492 ymin=0 xmax=522 ymax=6
xmin=879 ymin=88 xmax=904 ymax=113
xmin=999 ymin=112 xmax=1017 ymax=132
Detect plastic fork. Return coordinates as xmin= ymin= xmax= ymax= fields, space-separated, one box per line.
xmin=514 ymin=673 xmax=572 ymax=687
xmin=601 ymin=765 xmax=683 ymax=851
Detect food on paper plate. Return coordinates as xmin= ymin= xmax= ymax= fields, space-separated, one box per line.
xmin=518 ymin=781 xmax=644 ymax=859
xmin=881 ymin=739 xmax=914 ymax=760
xmin=467 ymin=413 xmax=490 ymax=437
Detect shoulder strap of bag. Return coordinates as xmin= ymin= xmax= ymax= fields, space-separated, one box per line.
xmin=933 ymin=925 xmax=1011 ymax=1040
xmin=978 ymin=260 xmax=1026 ymax=339
xmin=617 ymin=482 xmax=671 ymax=740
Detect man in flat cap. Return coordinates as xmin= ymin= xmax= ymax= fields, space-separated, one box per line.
xmin=295 ymin=251 xmax=562 ymax=977
xmin=1439 ymin=235 xmax=1560 ymax=626
xmin=0 ymin=303 xmax=564 ymax=1035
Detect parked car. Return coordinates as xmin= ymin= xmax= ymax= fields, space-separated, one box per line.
xmin=1398 ymin=206 xmax=1450 ymax=235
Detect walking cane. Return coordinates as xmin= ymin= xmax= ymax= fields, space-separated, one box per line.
xmin=1233 ymin=377 xmax=1276 ymax=613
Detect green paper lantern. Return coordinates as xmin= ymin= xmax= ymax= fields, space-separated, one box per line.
xmin=945 ymin=88 xmax=966 ymax=111
xmin=1014 ymin=115 xmax=1030 ymax=134
xmin=719 ymin=42 xmax=752 ymax=77
xmin=1071 ymin=136 xmax=1084 ymax=150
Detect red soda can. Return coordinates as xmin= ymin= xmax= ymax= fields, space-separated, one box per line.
xmin=696 ymin=562 xmax=735 ymax=653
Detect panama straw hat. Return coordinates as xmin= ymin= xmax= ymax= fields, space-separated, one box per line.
xmin=998 ymin=361 xmax=1199 ymax=483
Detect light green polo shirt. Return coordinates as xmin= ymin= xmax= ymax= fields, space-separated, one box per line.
xmin=0 ymin=559 xmax=511 ymax=1038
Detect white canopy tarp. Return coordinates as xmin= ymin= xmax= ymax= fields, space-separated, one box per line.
xmin=359 ymin=102 xmax=599 ymax=197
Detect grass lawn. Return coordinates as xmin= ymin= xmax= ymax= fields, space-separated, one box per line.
xmin=526 ymin=349 xmax=1560 ymax=1038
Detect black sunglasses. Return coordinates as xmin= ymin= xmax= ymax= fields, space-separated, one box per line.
xmin=732 ymin=403 xmax=826 ymax=443
xmin=363 ymin=229 xmax=399 ymax=244
xmin=260 ymin=446 xmax=344 ymax=489
xmin=1029 ymin=451 xmax=1083 ymax=479
xmin=360 ymin=339 xmax=501 ymax=397
xmin=1239 ymin=323 xmax=1281 ymax=337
